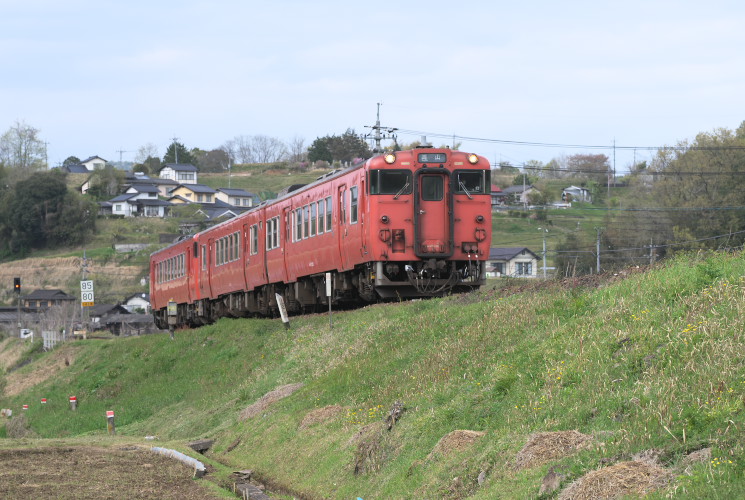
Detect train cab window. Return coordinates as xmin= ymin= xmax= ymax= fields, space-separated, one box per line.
xmin=455 ymin=170 xmax=491 ymax=195
xmin=350 ymin=186 xmax=358 ymax=224
xmin=326 ymin=196 xmax=332 ymax=230
xmin=422 ymin=175 xmax=444 ymax=201
xmin=310 ymin=203 xmax=317 ymax=236
xmin=318 ymin=201 xmax=325 ymax=233
xmin=369 ymin=169 xmax=412 ymax=195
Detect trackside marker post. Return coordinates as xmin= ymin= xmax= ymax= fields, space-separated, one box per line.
xmin=41 ymin=398 xmax=47 ymax=404
xmin=107 ymin=410 xmax=116 ymax=435
xmin=69 ymin=396 xmax=77 ymax=411
xmin=275 ymin=293 xmax=290 ymax=330
xmin=22 ymin=404 xmax=28 ymax=410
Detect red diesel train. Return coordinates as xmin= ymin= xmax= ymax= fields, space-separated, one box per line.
xmin=150 ymin=147 xmax=492 ymax=328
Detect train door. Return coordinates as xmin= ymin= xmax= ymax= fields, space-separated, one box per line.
xmin=242 ymin=223 xmax=250 ymax=288
xmin=337 ymin=184 xmax=350 ymax=270
xmin=204 ymin=238 xmax=214 ymax=297
xmin=414 ymin=169 xmax=454 ymax=257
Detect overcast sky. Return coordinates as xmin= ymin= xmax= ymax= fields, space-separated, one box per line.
xmin=2 ymin=0 xmax=744 ymax=171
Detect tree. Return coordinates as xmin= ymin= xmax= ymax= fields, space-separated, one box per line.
xmin=192 ymin=149 xmax=230 ymax=173
xmin=566 ymin=154 xmax=611 ymax=184
xmin=86 ymin=166 xmax=126 ymax=200
xmin=308 ymin=129 xmax=371 ymax=164
xmin=63 ymin=156 xmax=81 ymax=166
xmin=286 ymin=136 xmax=307 ymax=164
xmin=163 ymin=141 xmax=197 ymax=166
xmin=0 ymin=120 xmax=46 ymax=170
xmin=0 ymin=170 xmax=94 ymax=253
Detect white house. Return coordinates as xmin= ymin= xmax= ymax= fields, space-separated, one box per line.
xmin=216 ymin=188 xmax=259 ymax=207
xmin=487 ymin=247 xmax=540 ymax=278
xmin=108 ymin=184 xmax=171 ymax=217
xmin=158 ymin=163 xmax=198 ymax=184
xmin=123 ymin=292 xmax=151 ymax=314
xmin=80 ymin=155 xmax=107 ymax=171
xmin=562 ymin=185 xmax=592 ymax=203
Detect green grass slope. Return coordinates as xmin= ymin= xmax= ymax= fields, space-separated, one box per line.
xmin=2 ymin=251 xmax=745 ymax=498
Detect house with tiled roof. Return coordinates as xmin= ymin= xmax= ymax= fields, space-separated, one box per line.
xmin=216 ymin=187 xmax=260 ymax=207
xmin=168 ymin=184 xmax=217 ymax=204
xmin=80 ymin=156 xmax=107 ymax=171
xmin=158 ymin=163 xmax=198 ymax=184
xmin=487 ymin=247 xmax=540 ymax=278
xmin=22 ymin=289 xmax=76 ymax=312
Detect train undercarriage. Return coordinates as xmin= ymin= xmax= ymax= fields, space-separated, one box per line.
xmin=154 ymin=259 xmax=486 ymax=329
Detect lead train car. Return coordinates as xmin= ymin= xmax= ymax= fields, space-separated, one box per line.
xmin=150 ymin=147 xmax=492 ymax=329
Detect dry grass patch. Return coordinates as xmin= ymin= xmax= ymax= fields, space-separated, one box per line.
xmin=3 ymin=344 xmax=78 ymax=397
xmin=299 ymin=404 xmax=344 ymax=430
xmin=427 ymin=430 xmax=486 ymax=460
xmin=239 ymin=382 xmax=303 ymax=420
xmin=558 ymin=460 xmax=672 ymax=500
xmin=0 ymin=338 xmax=25 ymax=372
xmin=514 ymin=430 xmax=594 ymax=470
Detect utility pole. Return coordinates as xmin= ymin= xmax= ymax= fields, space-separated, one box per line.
xmin=116 ymin=148 xmax=130 ymax=163
xmin=538 ymin=228 xmax=548 ymax=278
xmin=595 ymin=227 xmax=603 ymax=274
xmin=364 ymin=103 xmax=397 ymax=153
xmin=171 ymin=136 xmax=179 ymax=163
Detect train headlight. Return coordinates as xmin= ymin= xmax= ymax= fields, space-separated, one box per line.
xmin=468 ymin=153 xmax=479 ymax=164
xmin=384 ymin=153 xmax=396 ymax=164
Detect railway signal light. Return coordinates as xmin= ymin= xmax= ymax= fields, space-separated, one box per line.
xmin=13 ymin=277 xmax=20 ymax=294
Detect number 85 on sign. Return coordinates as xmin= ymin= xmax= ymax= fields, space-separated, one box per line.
xmin=80 ymin=280 xmax=94 ymax=307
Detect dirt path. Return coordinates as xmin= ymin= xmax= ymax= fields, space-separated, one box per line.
xmin=0 ymin=445 xmax=226 ymax=499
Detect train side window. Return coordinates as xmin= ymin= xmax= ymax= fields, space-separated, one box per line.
xmin=350 ymin=186 xmax=358 ymax=224
xmin=326 ymin=196 xmax=332 ymax=230
xmin=303 ymin=205 xmax=310 ymax=238
xmin=318 ymin=201 xmax=325 ymax=233
xmin=216 ymin=240 xmax=221 ymax=266
xmin=310 ymin=203 xmax=317 ymax=236
xmin=273 ymin=217 xmax=279 ymax=248
xmin=234 ymin=232 xmax=240 ymax=260
xmin=295 ymin=208 xmax=302 ymax=242
xmin=340 ymin=189 xmax=346 ymax=225
xmin=202 ymin=245 xmax=207 ymax=270
xmin=250 ymin=225 xmax=258 ymax=255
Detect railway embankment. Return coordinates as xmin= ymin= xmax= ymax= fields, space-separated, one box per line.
xmin=2 ymin=251 xmax=745 ymax=498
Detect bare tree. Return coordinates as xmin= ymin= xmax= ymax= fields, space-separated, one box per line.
xmin=250 ymin=135 xmax=287 ymax=163
xmin=0 ymin=120 xmax=46 ymax=169
xmin=287 ymin=135 xmax=306 ymax=164
xmin=135 ymin=143 xmax=159 ymax=164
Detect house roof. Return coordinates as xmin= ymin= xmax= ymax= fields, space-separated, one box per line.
xmin=217 ymin=187 xmax=254 ymax=197
xmin=502 ymin=185 xmax=535 ymax=194
xmin=109 ymin=193 xmax=137 ymax=203
xmin=63 ymin=164 xmax=90 ymax=174
xmin=103 ymin=313 xmax=155 ymax=325
xmin=489 ymin=247 xmax=539 ymax=261
xmin=23 ymin=289 xmax=75 ymax=301
xmin=159 ymin=163 xmax=198 ymax=172
xmin=128 ymin=184 xmax=160 ymax=194
xmin=490 ymin=184 xmax=502 ymax=193
xmin=124 ymin=292 xmax=150 ymax=303
xmin=89 ymin=304 xmax=129 ymax=317
xmin=81 ymin=155 xmax=107 ymax=163
xmin=172 ymin=183 xmax=217 ymax=194
xmin=563 ymin=185 xmax=589 ymax=192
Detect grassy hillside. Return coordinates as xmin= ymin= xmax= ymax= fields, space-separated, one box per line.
xmin=2 ymin=251 xmax=745 ymax=498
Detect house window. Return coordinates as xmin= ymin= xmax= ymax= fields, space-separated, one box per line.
xmin=516 ymin=262 xmax=532 ymax=276
xmin=493 ymin=263 xmax=505 ymax=275
xmin=197 ymin=194 xmax=203 ymax=202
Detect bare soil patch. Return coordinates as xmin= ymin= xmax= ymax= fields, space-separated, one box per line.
xmin=4 ymin=343 xmax=79 ymax=397
xmin=239 ymin=382 xmax=304 ymax=420
xmin=0 ymin=338 xmax=25 ymax=372
xmin=427 ymin=430 xmax=486 ymax=460
xmin=0 ymin=446 xmax=224 ymax=499
xmin=299 ymin=404 xmax=344 ymax=429
xmin=514 ymin=430 xmax=594 ymax=470
xmin=558 ymin=460 xmax=672 ymax=500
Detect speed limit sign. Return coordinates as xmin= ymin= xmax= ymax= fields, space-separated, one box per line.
xmin=80 ymin=280 xmax=94 ymax=307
